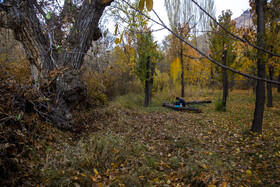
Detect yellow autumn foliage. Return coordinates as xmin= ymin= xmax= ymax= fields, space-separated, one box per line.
xmin=139 ymin=0 xmax=145 ymax=12
xmin=146 ymin=0 xmax=153 ymax=11
xmin=139 ymin=0 xmax=153 ymax=12
xmin=170 ymin=57 xmax=182 ymax=83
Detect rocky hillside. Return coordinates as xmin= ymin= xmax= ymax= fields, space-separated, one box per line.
xmin=196 ymin=10 xmax=253 ymax=53
xmin=234 ymin=10 xmax=253 ymax=28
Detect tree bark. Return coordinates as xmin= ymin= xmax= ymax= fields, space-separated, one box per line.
xmin=253 ymin=80 xmax=257 ymax=94
xmin=266 ymin=45 xmax=274 ymax=107
xmin=278 ymin=75 xmax=280 ymax=92
xmin=266 ymin=65 xmax=273 ymax=107
xmin=0 ymin=0 xmax=113 ymax=129
xmin=180 ymin=40 xmax=185 ymax=97
xmin=148 ymin=61 xmax=156 ymax=103
xmin=210 ymin=65 xmax=215 ymax=91
xmin=222 ymin=49 xmax=228 ymax=110
xmin=144 ymin=56 xmax=151 ymax=107
xmin=252 ymin=0 xmax=266 ymax=134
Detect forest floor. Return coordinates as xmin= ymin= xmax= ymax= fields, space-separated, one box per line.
xmin=2 ymin=89 xmax=280 ymax=186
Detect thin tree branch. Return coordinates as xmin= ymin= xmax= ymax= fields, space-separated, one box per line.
xmin=153 ymin=9 xmax=280 ymax=84
xmin=190 ymin=0 xmax=280 ymax=58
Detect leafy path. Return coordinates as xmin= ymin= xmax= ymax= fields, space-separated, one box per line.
xmin=2 ymin=90 xmax=279 ymax=186
xmin=33 ymin=90 xmax=279 ymax=186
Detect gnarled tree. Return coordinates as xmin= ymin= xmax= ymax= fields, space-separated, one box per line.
xmin=0 ymin=0 xmax=113 ymax=129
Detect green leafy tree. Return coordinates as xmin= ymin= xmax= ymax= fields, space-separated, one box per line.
xmin=264 ymin=0 xmax=280 ymax=106
xmin=136 ymin=28 xmax=162 ymax=106
xmin=208 ymin=10 xmax=237 ymax=110
xmin=111 ymin=0 xmax=159 ymax=106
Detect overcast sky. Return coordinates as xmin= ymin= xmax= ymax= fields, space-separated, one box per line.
xmin=152 ymin=0 xmax=251 ymax=43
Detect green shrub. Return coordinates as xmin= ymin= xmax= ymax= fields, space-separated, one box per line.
xmin=215 ymin=100 xmax=226 ymax=112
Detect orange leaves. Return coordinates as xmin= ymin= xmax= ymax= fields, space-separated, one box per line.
xmin=114 ymin=38 xmax=120 ymax=45
xmin=139 ymin=0 xmax=153 ymax=12
xmin=102 ymin=0 xmax=112 ymax=4
xmin=221 ymin=182 xmax=227 ymax=187
xmin=90 ymin=175 xmax=97 ymax=182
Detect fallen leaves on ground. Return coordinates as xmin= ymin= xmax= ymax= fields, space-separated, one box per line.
xmin=1 ymin=90 xmax=280 ymax=186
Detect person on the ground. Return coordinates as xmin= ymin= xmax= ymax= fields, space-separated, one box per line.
xmin=173 ymin=97 xmax=186 ymax=107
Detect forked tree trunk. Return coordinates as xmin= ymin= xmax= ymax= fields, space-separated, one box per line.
xmin=252 ymin=0 xmax=266 ymax=134
xmin=0 ymin=0 xmax=113 ymax=129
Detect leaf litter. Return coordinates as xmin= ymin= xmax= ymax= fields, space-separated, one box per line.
xmin=1 ymin=89 xmax=280 ymax=186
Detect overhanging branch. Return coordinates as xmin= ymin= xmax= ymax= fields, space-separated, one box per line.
xmin=152 ymin=9 xmax=280 ymax=85
xmin=121 ymin=0 xmax=280 ymax=85
xmin=190 ymin=0 xmax=280 ymax=58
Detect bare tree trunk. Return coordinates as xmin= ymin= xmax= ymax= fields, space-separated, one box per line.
xmin=148 ymin=61 xmax=156 ymax=103
xmin=253 ymin=80 xmax=257 ymax=94
xmin=222 ymin=49 xmax=228 ymax=110
xmin=278 ymin=75 xmax=280 ymax=92
xmin=266 ymin=45 xmax=274 ymax=107
xmin=247 ymin=78 xmax=250 ymax=90
xmin=266 ymin=65 xmax=273 ymax=107
xmin=210 ymin=65 xmax=215 ymax=91
xmin=180 ymin=40 xmax=185 ymax=97
xmin=252 ymin=0 xmax=266 ymax=134
xmin=144 ymin=56 xmax=151 ymax=107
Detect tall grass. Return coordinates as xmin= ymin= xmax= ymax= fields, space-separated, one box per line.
xmin=111 ymin=84 xmax=215 ymax=110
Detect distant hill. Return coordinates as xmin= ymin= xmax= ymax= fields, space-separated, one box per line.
xmin=196 ymin=10 xmax=253 ymax=53
xmin=233 ymin=10 xmax=253 ymax=28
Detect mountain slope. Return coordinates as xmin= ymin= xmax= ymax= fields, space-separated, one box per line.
xmin=196 ymin=10 xmax=253 ymax=53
